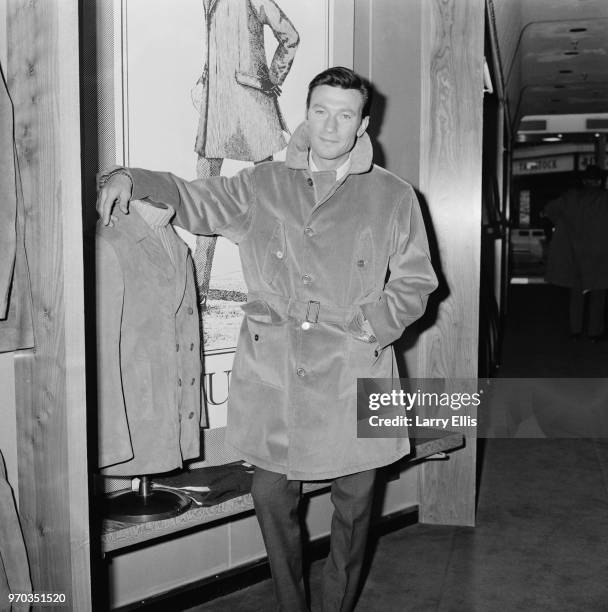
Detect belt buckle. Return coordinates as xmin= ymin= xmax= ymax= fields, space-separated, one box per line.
xmin=305 ymin=300 xmax=320 ymax=324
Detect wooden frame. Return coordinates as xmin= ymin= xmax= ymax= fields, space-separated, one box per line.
xmin=7 ymin=0 xmax=91 ymax=607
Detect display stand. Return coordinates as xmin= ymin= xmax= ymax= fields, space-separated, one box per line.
xmin=102 ymin=427 xmax=464 ymax=554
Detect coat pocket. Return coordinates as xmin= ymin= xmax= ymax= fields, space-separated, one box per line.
xmin=261 ymin=220 xmax=287 ymax=285
xmin=338 ymin=318 xmax=384 ymax=400
xmin=353 ymin=228 xmax=375 ymax=295
xmin=235 ymin=70 xmax=264 ymax=91
xmin=234 ymin=300 xmax=287 ymax=389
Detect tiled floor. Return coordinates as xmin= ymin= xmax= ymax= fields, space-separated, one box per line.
xmin=187 ymin=285 xmax=608 ymax=611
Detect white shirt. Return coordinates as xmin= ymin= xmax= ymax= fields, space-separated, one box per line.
xmin=308 ymin=152 xmax=352 ymax=181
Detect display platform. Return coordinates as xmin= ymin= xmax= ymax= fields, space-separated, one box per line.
xmin=101 ymin=427 xmax=464 ymax=553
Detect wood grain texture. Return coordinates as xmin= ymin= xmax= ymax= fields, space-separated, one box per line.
xmin=415 ymin=0 xmax=485 ymax=526
xmin=7 ymin=0 xmax=90 ymax=606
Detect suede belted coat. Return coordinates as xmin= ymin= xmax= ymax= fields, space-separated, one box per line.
xmin=126 ymin=123 xmax=438 ymax=479
xmin=96 ymin=209 xmax=202 ymax=476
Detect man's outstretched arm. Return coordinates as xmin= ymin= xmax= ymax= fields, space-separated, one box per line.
xmin=96 ymin=167 xmax=256 ymax=242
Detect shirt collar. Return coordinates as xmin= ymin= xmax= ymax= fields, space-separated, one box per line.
xmin=286 ymin=122 xmax=373 ymax=176
xmin=308 ymin=150 xmax=352 ymax=181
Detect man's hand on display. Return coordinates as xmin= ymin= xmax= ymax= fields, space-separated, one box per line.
xmin=96 ymin=171 xmax=133 ymax=226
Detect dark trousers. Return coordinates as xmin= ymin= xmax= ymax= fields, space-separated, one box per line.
xmin=569 ymin=289 xmax=606 ymax=337
xmin=251 ymin=466 xmax=376 ymax=612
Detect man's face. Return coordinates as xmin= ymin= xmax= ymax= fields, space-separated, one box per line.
xmin=306 ymin=85 xmax=369 ymax=171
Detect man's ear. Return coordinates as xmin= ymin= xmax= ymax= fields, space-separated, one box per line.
xmin=357 ymin=115 xmax=370 ymax=138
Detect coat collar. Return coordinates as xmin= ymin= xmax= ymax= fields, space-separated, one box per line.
xmin=114 ymin=206 xmax=188 ymax=266
xmin=285 ymin=121 xmax=373 ymax=176
xmin=113 ymin=207 xmax=190 ymax=313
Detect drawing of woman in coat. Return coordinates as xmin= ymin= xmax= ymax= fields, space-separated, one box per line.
xmin=191 ymin=0 xmax=299 ymax=312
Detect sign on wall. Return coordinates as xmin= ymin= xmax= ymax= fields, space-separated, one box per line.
xmin=577 ymin=154 xmax=608 ymax=171
xmin=512 ymin=155 xmax=574 ymax=176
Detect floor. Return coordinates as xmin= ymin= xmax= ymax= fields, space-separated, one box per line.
xmin=186 ymin=284 xmax=608 ymax=611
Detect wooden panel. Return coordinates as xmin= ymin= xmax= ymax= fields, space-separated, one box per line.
xmin=366 ymin=0 xmax=422 ymax=183
xmin=353 ymin=0 xmax=372 ymax=78
xmin=0 ymin=354 xmax=18 ymax=502
xmin=331 ymin=0 xmax=355 ymax=68
xmin=7 ymin=0 xmax=90 ymax=606
xmin=415 ymin=0 xmax=485 ymax=526
xmin=0 ymin=0 xmax=6 ymax=67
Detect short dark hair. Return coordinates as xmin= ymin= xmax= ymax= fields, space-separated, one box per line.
xmin=306 ymin=66 xmax=372 ymax=118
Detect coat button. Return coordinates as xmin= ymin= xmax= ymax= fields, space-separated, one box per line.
xmin=374 ymin=349 xmax=379 ymax=357
xmin=178 ymin=378 xmax=182 ymax=386
xmin=302 ymin=274 xmax=312 ymax=284
xmin=176 ymin=343 xmax=180 ymax=352
xmin=357 ymin=259 xmax=366 ymax=267
xmin=190 ymin=343 xmax=195 ymax=351
xmin=369 ymin=335 xmax=377 ymax=344
xmin=297 ymin=367 xmax=306 ymax=377
xmin=301 ymin=321 xmax=311 ymax=330
xmin=188 ymin=411 xmax=195 ymax=419
xmin=307 ymin=178 xmax=313 ymax=187
xmin=304 ymin=227 xmax=314 ymax=236
xmin=191 ymin=378 xmax=196 ymax=385
xmin=188 ymin=307 xmax=194 ymax=314
xmin=275 ymin=250 xmax=284 ymax=259
xmin=254 ymin=334 xmax=259 ymax=341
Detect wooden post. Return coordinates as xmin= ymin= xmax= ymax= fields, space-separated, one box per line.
xmin=416 ymin=0 xmax=485 ymax=526
xmin=7 ymin=0 xmax=91 ymax=607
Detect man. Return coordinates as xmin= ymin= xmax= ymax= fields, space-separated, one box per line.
xmin=544 ymin=164 xmax=608 ymax=341
xmin=97 ymin=67 xmax=437 ymax=611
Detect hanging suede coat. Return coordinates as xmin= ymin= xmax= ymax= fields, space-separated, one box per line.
xmin=0 ymin=450 xmax=32 ymax=611
xmin=96 ymin=209 xmax=203 ymax=475
xmin=123 ymin=123 xmax=438 ymax=479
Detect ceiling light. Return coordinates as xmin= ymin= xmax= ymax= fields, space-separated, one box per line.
xmin=595 ymin=133 xmax=601 ymax=137
xmin=542 ymin=136 xmax=562 ymax=142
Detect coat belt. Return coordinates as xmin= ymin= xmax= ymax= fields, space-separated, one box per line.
xmin=247 ymin=291 xmax=359 ymax=326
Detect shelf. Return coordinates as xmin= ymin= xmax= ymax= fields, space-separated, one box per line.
xmin=101 ymin=427 xmax=464 ymax=553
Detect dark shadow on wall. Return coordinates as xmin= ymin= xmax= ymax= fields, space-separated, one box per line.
xmin=79 ymin=3 xmax=110 ymax=610
xmin=366 ymin=84 xmax=387 ymax=170
xmin=394 ymin=189 xmax=449 ymax=377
